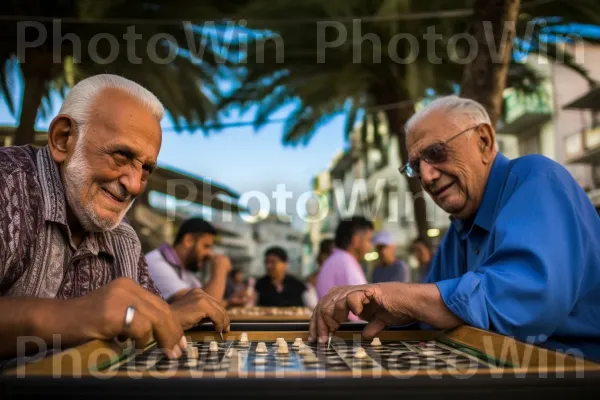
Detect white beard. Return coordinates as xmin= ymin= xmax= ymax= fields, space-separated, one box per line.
xmin=63 ymin=138 xmax=133 ymax=232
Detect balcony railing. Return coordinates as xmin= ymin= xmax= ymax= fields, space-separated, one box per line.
xmin=564 ymin=124 xmax=600 ymax=164
xmin=499 ymin=88 xmax=553 ymax=135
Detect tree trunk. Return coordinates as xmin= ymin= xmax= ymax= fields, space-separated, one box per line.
xmin=460 ymin=0 xmax=521 ymax=127
xmin=13 ymin=72 xmax=46 ymax=147
xmin=379 ymin=96 xmax=431 ymax=244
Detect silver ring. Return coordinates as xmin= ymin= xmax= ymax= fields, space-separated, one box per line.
xmin=124 ymin=305 xmax=135 ymax=329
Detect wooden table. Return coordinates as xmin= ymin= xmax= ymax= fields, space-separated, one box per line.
xmin=2 ymin=324 xmax=599 ymax=399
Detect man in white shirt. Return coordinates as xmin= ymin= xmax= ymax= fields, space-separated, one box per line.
xmin=146 ymin=218 xmax=231 ymax=303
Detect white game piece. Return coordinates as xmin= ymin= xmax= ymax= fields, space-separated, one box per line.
xmin=298 ymin=345 xmax=312 ymax=356
xmin=277 ymin=344 xmax=289 ymax=354
xmin=292 ymin=338 xmax=303 ymax=348
xmin=354 ymin=347 xmax=367 ymax=359
xmin=256 ymin=342 xmax=268 ymax=353
xmin=253 ymin=357 xmax=267 ymax=365
xmin=209 ymin=341 xmax=219 ymax=352
xmin=276 ymin=337 xmax=286 ymax=346
xmin=303 ymin=353 xmax=318 ymax=363
xmin=370 ymin=337 xmax=382 ymax=346
xmin=226 ymin=349 xmax=236 ymax=358
xmin=240 ymin=333 xmax=249 ymax=343
xmin=183 ymin=359 xmax=198 ymax=368
xmin=186 ymin=347 xmax=199 ymax=358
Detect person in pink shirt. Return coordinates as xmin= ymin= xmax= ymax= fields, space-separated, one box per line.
xmin=316 ymin=216 xmax=374 ymax=321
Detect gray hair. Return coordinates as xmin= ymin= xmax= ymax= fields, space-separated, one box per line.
xmin=58 ymin=74 xmax=164 ymax=132
xmin=405 ymin=95 xmax=492 ymax=136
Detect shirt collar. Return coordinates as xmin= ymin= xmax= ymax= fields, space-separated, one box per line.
xmin=36 ymin=146 xmax=68 ymax=226
xmin=159 ymin=242 xmax=182 ymax=268
xmin=452 ymin=152 xmax=511 ymax=237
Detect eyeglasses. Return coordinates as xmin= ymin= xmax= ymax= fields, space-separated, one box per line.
xmin=399 ymin=124 xmax=481 ymax=178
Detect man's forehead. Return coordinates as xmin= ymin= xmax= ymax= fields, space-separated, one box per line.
xmin=87 ymin=89 xmax=162 ymax=157
xmin=406 ymin=110 xmax=462 ymax=153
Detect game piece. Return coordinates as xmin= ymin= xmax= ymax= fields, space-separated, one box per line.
xmin=256 ymin=342 xmax=268 ymax=353
xmin=303 ymin=353 xmax=318 ymax=364
xmin=370 ymin=337 xmax=382 ymax=346
xmin=276 ymin=337 xmax=286 ymax=346
xmin=292 ymin=338 xmax=303 ymax=348
xmin=209 ymin=341 xmax=219 ymax=352
xmin=186 ymin=347 xmax=199 ymax=358
xmin=354 ymin=347 xmax=367 ymax=359
xmin=183 ymin=359 xmax=198 ymax=368
xmin=253 ymin=358 xmax=267 ymax=365
xmin=277 ymin=343 xmax=289 ymax=354
xmin=240 ymin=333 xmax=249 ymax=343
xmin=226 ymin=349 xmax=236 ymax=358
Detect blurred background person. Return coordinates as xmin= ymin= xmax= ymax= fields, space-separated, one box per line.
xmin=225 ymin=268 xmax=244 ymax=299
xmin=316 ymin=216 xmax=373 ymax=320
xmin=255 ymin=246 xmax=307 ymax=307
xmin=411 ymin=237 xmax=433 ymax=282
xmin=224 ymin=268 xmax=251 ymax=308
xmin=304 ymin=238 xmax=335 ymax=309
xmin=146 ymin=217 xmax=231 ymax=303
xmin=370 ymin=231 xmax=411 ymax=283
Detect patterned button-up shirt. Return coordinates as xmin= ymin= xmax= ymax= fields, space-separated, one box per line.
xmin=0 ymin=145 xmax=159 ymax=298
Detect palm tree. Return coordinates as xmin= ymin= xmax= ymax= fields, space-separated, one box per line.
xmin=0 ymin=0 xmax=239 ymax=146
xmin=460 ymin=0 xmax=522 ymax=126
xmin=461 ymin=0 xmax=600 ymax=126
xmin=219 ymin=0 xmax=600 ymax=242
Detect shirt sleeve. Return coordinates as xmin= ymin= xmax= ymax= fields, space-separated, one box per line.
xmin=145 ymin=251 xmax=190 ymax=300
xmin=137 ymin=252 xmax=161 ymax=297
xmin=435 ymin=175 xmax=587 ymax=341
xmin=343 ymin=263 xmax=368 ymax=286
xmin=0 ymin=167 xmax=26 ymax=287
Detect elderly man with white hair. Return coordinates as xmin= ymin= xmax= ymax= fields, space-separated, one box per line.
xmin=309 ymin=95 xmax=600 ymax=361
xmin=0 ymin=74 xmax=229 ymax=364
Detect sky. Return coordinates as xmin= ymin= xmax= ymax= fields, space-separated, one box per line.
xmin=0 ymin=81 xmax=348 ymax=231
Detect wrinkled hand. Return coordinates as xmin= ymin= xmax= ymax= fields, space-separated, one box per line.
xmin=308 ymin=283 xmax=414 ymax=343
xmin=76 ymin=277 xmax=186 ymax=358
xmin=170 ymin=288 xmax=230 ymax=333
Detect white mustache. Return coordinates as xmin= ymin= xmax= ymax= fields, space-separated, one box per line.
xmin=102 ymin=181 xmax=132 ymax=202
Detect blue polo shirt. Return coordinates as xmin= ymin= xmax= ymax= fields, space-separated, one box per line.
xmin=425 ymin=152 xmax=600 ymax=360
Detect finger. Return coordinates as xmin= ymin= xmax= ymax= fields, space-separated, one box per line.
xmin=207 ymin=296 xmax=230 ymax=334
xmin=122 ymin=308 xmax=153 ymax=352
xmin=124 ymin=305 xmax=180 ymax=358
xmin=198 ymin=298 xmax=229 ymax=334
xmin=129 ymin=281 xmax=185 ymax=351
xmin=345 ymin=291 xmax=369 ymax=318
xmin=316 ymin=299 xmax=333 ymax=344
xmin=362 ymin=318 xmax=387 ymax=340
xmin=316 ymin=289 xmax=345 ymax=343
xmin=308 ymin=303 xmax=319 ymax=343
xmin=332 ymin=295 xmax=353 ymax=324
xmin=141 ymin=300 xmax=182 ymax=358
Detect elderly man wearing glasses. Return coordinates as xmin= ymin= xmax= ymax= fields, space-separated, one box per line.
xmin=309 ymin=95 xmax=600 ymax=361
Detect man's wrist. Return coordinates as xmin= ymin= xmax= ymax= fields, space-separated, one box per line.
xmin=30 ymin=298 xmax=89 ymax=344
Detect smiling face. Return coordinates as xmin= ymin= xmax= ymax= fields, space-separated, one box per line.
xmin=55 ymin=88 xmax=162 ymax=232
xmin=405 ymin=109 xmax=496 ymax=221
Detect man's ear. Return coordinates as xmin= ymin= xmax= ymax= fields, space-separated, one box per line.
xmin=182 ymin=233 xmax=195 ymax=248
xmin=478 ymin=123 xmax=496 ymax=164
xmin=47 ymin=115 xmax=77 ymax=164
xmin=349 ymin=233 xmax=360 ymax=250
